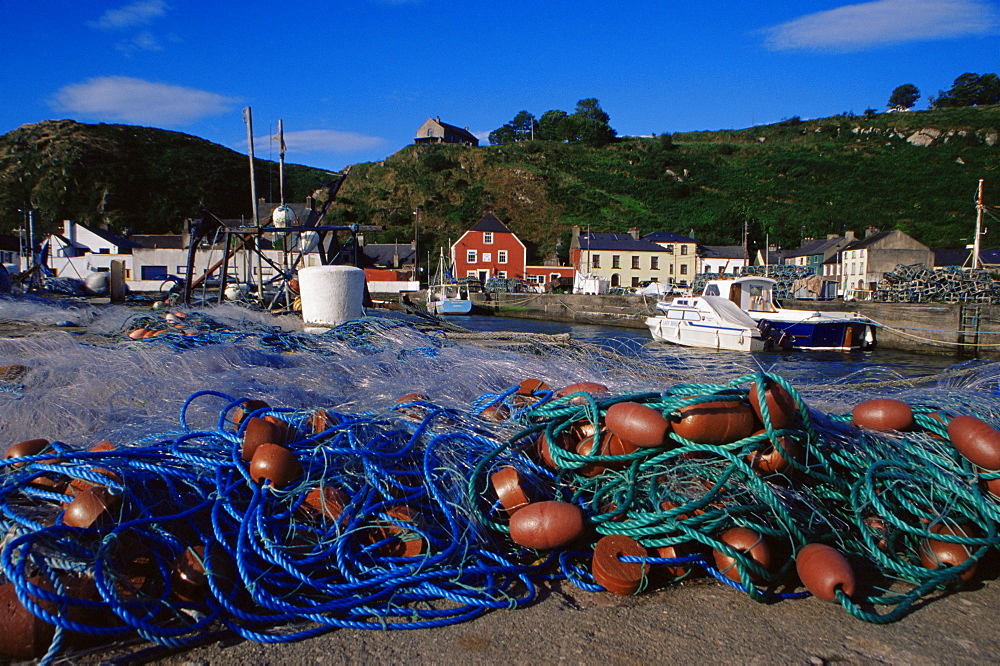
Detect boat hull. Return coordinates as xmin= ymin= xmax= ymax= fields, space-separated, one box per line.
xmin=432 ymin=299 xmax=473 ymax=315
xmin=645 ymin=316 xmax=766 ymax=352
xmin=763 ymin=319 xmax=875 ymax=351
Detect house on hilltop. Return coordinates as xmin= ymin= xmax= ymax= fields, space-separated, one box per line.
xmin=414 ymin=117 xmax=479 ymax=146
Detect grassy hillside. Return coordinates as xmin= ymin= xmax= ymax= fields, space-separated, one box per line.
xmin=0 ymin=120 xmax=334 ymax=237
xmin=1 ymin=108 xmax=998 ymax=262
xmin=337 ymin=105 xmax=999 ymax=260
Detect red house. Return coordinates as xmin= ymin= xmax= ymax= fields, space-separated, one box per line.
xmin=451 ymin=214 xmax=574 ymax=287
xmin=452 ymin=213 xmax=526 ymax=282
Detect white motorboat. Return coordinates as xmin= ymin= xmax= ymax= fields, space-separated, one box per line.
xmin=702 ymin=276 xmax=876 ymax=351
xmin=645 ymin=295 xmax=768 ymax=351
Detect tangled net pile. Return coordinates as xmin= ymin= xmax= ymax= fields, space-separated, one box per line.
xmin=2 ymin=310 xmax=1000 ymax=662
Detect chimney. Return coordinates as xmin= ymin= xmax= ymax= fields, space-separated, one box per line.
xmin=628 ymin=227 xmax=639 ymax=241
xmin=865 ymin=226 xmax=880 ymax=238
xmin=572 ymin=225 xmax=581 ymax=243
xmin=689 ymin=228 xmax=696 ymax=240
xmin=826 ymin=233 xmax=838 ymax=240
xmin=845 ymin=230 xmax=856 ymax=241
xmin=63 ymin=220 xmax=75 ymax=246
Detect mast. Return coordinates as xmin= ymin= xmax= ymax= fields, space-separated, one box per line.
xmin=278 ymin=119 xmax=286 ymax=206
xmin=973 ymin=178 xmax=985 ymax=270
xmin=243 ymin=107 xmax=263 ymax=301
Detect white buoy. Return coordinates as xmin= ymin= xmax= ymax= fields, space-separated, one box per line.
xmin=299 ymin=266 xmax=366 ymax=334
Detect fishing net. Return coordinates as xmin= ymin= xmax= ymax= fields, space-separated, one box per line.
xmin=2 ymin=295 xmax=1000 ymax=662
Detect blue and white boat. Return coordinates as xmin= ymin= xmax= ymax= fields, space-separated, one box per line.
xmin=702 ymin=276 xmax=876 ymax=351
xmin=427 ymin=248 xmax=473 ymax=315
xmin=645 ymin=295 xmax=768 ymax=351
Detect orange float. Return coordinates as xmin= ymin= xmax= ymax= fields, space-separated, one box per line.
xmin=919 ymin=522 xmax=978 ymax=582
xmin=795 ymin=543 xmax=855 ymax=601
xmin=241 ymin=416 xmax=288 ymax=462
xmin=749 ymin=379 xmax=799 ymax=430
xmin=671 ymin=400 xmax=757 ymax=446
xmin=712 ymin=527 xmax=771 ymax=584
xmin=605 ymin=401 xmax=671 ymax=448
xmin=592 ymin=534 xmax=649 ymax=595
xmin=491 ymin=466 xmax=532 ymax=515
xmin=852 ymin=399 xmax=914 ymax=432
xmin=947 ymin=415 xmax=1000 ymax=471
xmin=249 ymin=443 xmax=302 ymax=490
xmin=508 ymin=500 xmax=585 ymax=550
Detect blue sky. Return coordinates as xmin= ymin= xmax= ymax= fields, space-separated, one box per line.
xmin=1 ymin=0 xmax=998 ymax=172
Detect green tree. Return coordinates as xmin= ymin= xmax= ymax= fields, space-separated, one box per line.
xmin=887 ymin=83 xmax=920 ymax=110
xmin=488 ymin=110 xmax=538 ymax=145
xmin=564 ymin=98 xmax=617 ymax=146
xmin=537 ymin=109 xmax=569 ymax=141
xmin=932 ymin=72 xmax=1000 ymax=108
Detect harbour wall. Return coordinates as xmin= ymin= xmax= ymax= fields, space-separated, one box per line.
xmin=466 ymin=292 xmax=1000 ymax=359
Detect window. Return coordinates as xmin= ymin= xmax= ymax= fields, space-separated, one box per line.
xmin=650 ymin=256 xmax=659 ymax=270
xmin=483 ymin=232 xmax=493 ymax=244
xmin=680 ymin=264 xmax=688 ymax=275
xmin=631 ymin=276 xmax=640 ymax=288
xmin=141 ymin=265 xmax=168 ymax=280
xmin=592 ymin=254 xmax=601 ymax=269
xmin=550 ymin=273 xmax=560 ymax=282
xmin=612 ymin=255 xmax=620 ymax=269
xmin=497 ymin=271 xmax=507 ymax=279
xmin=681 ymin=245 xmax=688 ymax=255
xmin=482 ymin=252 xmax=492 ymax=263
xmin=669 ymin=264 xmax=674 ymax=274
xmin=467 ymin=270 xmax=478 ymax=278
xmin=631 ymin=256 xmax=640 ymax=270
xmin=467 ymin=250 xmax=477 ymax=264
xmin=666 ymin=244 xmax=674 ymax=254
xmin=498 ymin=250 xmax=507 ymax=264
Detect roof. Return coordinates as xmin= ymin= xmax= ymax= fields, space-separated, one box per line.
xmin=133 ymin=235 xmax=185 ymax=249
xmin=78 ymin=223 xmax=143 ymax=250
xmin=701 ymin=245 xmax=746 ymax=260
xmin=933 ymin=248 xmax=969 ymax=267
xmin=934 ymin=248 xmax=1000 ymax=267
xmin=470 ymin=213 xmax=514 ymax=234
xmin=841 ymin=229 xmax=904 ymax=252
xmin=362 ymin=243 xmax=416 ymax=266
xmin=784 ymin=236 xmax=845 ymax=258
xmin=578 ymin=233 xmax=667 ymax=253
xmin=643 ymin=231 xmax=697 ymax=244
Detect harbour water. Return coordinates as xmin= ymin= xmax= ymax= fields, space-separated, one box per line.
xmin=449 ymin=313 xmax=960 ymax=383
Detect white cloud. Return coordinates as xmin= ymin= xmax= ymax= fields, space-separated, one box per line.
xmin=51 ymin=77 xmax=238 ymax=125
xmin=762 ymin=0 xmax=999 ymax=52
xmin=259 ymin=129 xmax=387 ymax=154
xmin=89 ymin=0 xmax=169 ymax=30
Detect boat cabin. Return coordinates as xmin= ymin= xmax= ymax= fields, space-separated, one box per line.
xmin=703 ymin=277 xmax=779 ymax=314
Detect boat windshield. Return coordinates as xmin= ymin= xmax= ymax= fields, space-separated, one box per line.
xmin=704 ymin=284 xmax=720 ymax=296
xmin=747 ymin=285 xmax=776 ymax=313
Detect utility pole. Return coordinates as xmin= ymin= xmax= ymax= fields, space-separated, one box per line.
xmin=413 ymin=207 xmax=420 ymax=285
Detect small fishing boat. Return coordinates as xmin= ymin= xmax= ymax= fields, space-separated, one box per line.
xmin=702 ymin=276 xmax=876 ymax=351
xmin=645 ymin=295 xmax=768 ymax=351
xmin=426 ymin=249 xmax=473 ymax=315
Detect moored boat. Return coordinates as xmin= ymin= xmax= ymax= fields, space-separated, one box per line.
xmin=645 ymin=295 xmax=768 ymax=351
xmin=427 ymin=248 xmax=473 ymax=315
xmin=702 ymin=276 xmax=876 ymax=351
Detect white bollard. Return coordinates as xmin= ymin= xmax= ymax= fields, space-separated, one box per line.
xmin=298 ymin=266 xmax=366 ymax=334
